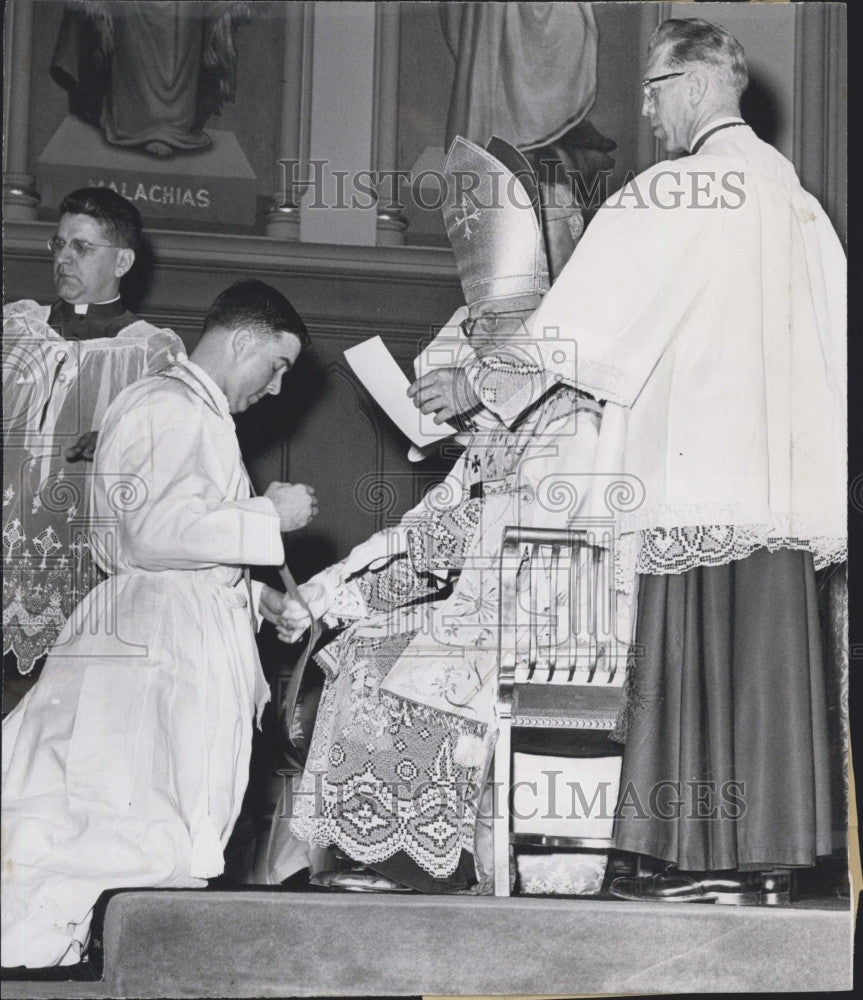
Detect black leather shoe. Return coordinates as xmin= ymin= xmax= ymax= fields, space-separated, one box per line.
xmin=609 ymin=870 xmax=760 ymax=905
xmin=310 ymin=864 xmax=414 ymax=893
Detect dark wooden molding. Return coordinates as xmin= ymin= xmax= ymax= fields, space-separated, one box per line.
xmin=3 ymin=220 xmax=458 ymax=284
xmin=132 ymin=308 xmax=447 ymax=352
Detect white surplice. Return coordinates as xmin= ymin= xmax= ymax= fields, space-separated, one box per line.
xmin=1 ymin=357 xmax=283 ymax=968
xmin=466 ymin=124 xmax=847 ymax=576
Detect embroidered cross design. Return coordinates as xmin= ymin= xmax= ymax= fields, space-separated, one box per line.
xmin=33 ymin=526 xmax=61 ymax=569
xmin=70 ymin=533 xmax=89 ymax=562
xmin=3 ymin=517 xmax=24 ymax=555
xmin=453 ymin=200 xmax=481 ymax=239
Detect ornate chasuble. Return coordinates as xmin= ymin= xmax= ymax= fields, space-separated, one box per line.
xmin=288 ymin=385 xmax=606 ymax=880
xmin=2 ymin=301 xmax=182 ymax=672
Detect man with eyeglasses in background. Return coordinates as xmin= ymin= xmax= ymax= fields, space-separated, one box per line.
xmin=45 ymin=187 xmax=145 ymax=345
xmin=3 ymin=187 xmax=183 ymax=698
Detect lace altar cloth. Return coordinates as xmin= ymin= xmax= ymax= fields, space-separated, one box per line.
xmin=289 ymin=627 xmax=490 ymax=878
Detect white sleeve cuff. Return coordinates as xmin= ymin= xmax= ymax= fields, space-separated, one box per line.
xmin=343 ymin=527 xmax=408 ymax=576
xmin=235 ymin=496 xmax=285 ymax=565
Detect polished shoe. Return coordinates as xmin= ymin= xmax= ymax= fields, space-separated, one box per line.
xmin=609 ymin=870 xmax=761 ymax=905
xmin=758 ymin=869 xmax=792 ymax=906
xmin=310 ymin=865 xmax=414 ymax=893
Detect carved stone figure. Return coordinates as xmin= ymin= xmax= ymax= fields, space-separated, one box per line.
xmin=51 ymin=1 xmax=251 ymax=157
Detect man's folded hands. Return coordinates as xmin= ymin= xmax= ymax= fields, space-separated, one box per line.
xmin=274 ymin=580 xmax=332 ymax=643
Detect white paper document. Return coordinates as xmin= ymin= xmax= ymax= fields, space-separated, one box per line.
xmin=344 ymin=336 xmax=456 ymax=447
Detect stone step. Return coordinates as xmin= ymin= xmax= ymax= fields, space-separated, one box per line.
xmin=2 ymin=890 xmax=853 ymax=998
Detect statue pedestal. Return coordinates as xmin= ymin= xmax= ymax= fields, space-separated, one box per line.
xmin=37 ymin=117 xmax=257 ymax=227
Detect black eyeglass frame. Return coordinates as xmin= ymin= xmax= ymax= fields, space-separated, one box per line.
xmin=641 ymin=71 xmax=687 ymax=99
xmin=641 ymin=70 xmax=687 ymax=88
xmin=459 ymin=309 xmax=533 ymax=339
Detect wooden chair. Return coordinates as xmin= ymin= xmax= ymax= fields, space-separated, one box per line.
xmin=493 ymin=524 xmax=628 ymax=896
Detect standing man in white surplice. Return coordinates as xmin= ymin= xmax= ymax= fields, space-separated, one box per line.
xmin=3 ymin=187 xmax=183 ymax=691
xmin=410 ymin=18 xmax=846 ymax=905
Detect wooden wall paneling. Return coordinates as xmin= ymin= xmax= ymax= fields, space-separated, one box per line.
xmin=265 ymin=320 xmax=459 ymax=585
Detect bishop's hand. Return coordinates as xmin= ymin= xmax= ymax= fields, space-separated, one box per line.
xmin=407 ymin=368 xmax=480 ymax=424
xmin=265 ymin=482 xmax=318 ymax=531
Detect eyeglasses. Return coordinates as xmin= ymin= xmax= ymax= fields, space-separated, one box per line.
xmin=641 ymin=70 xmax=686 ymax=102
xmin=47 ymin=236 xmax=123 ymax=258
xmin=460 ymin=309 xmax=530 ymax=339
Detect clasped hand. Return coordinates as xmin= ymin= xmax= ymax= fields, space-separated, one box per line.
xmin=259 ymin=581 xmax=327 ymax=641
xmin=272 ymin=581 xmax=331 ymax=643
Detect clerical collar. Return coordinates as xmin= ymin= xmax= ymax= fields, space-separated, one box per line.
xmin=689 ymin=117 xmax=746 ymax=156
xmin=62 ymin=297 xmax=124 ymax=318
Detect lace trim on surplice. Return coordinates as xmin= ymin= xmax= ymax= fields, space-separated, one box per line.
xmin=613 ymin=523 xmax=847 ymax=596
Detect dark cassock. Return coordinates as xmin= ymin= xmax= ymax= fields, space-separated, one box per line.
xmin=46 ymin=296 xmax=142 ymax=341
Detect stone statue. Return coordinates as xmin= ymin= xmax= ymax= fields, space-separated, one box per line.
xmin=441 ymin=3 xmax=616 ymax=216
xmin=51 ymin=0 xmax=252 ymax=158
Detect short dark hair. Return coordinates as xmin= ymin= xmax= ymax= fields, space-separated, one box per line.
xmin=59 ymin=187 xmax=143 ymax=250
xmin=652 ymin=18 xmax=748 ymax=97
xmin=202 ymin=279 xmax=310 ymax=351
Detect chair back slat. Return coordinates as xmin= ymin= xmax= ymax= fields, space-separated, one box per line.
xmin=497 ymin=525 xmax=627 ymax=703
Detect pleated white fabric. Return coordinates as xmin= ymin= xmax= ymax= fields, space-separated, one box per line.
xmin=1 ymin=359 xmax=281 ymax=968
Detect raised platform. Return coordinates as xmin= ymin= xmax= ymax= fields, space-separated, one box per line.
xmin=1 ymin=891 xmax=855 ymax=998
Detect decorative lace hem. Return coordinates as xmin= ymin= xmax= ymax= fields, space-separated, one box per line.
xmin=614 ymin=524 xmax=846 ymax=594
xmin=289 ymin=655 xmax=490 ymax=880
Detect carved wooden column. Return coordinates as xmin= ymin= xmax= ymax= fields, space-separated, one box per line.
xmin=266 ymin=1 xmax=315 ymax=239
xmin=3 ymin=0 xmax=39 ymax=220
xmin=372 ymin=1 xmax=407 ymax=246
